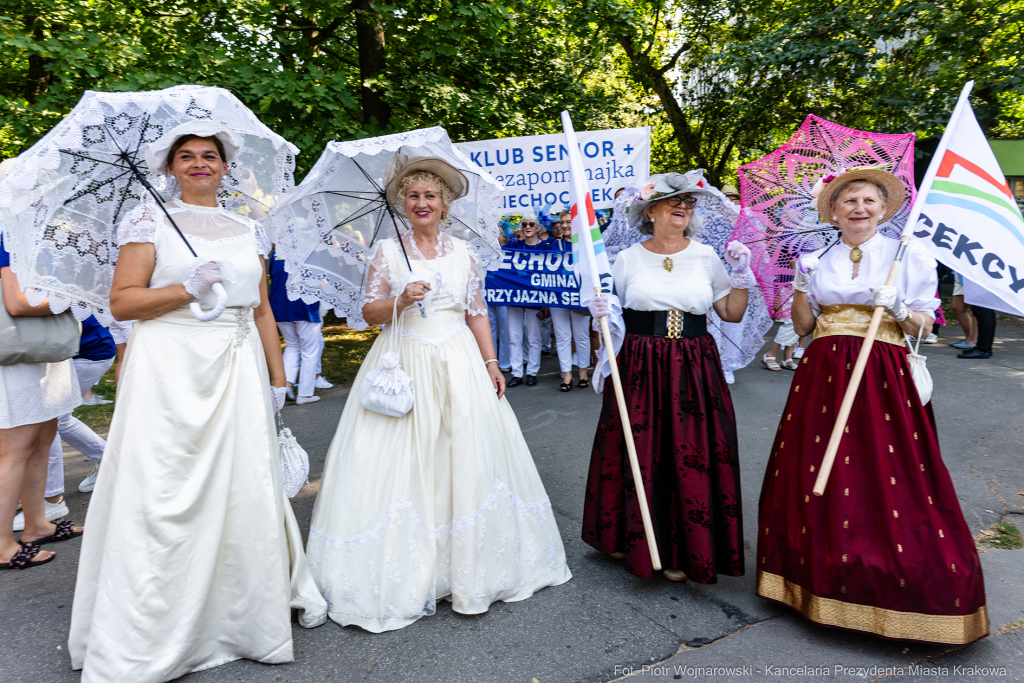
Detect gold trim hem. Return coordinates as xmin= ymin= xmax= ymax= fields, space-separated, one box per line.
xmin=756 ymin=570 xmax=989 ymax=645
xmin=814 ymin=304 xmax=906 ymax=347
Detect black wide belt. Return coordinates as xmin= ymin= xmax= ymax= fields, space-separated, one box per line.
xmin=622 ymin=308 xmax=707 ymax=339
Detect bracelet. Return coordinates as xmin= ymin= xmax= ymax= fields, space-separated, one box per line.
xmin=483 ymin=358 xmax=498 ymax=365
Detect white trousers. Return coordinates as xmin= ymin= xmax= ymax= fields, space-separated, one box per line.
xmin=278 ymin=321 xmax=323 ymax=397
xmin=507 ymin=307 xmax=541 ymax=378
xmin=488 ymin=305 xmax=511 ymax=369
xmin=551 ymin=307 xmax=592 ymax=372
xmin=46 ymin=357 xmax=114 ymax=497
xmin=774 ymin=318 xmax=800 ymax=347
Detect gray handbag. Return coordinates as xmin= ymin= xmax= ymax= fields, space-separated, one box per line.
xmin=0 ymin=283 xmax=80 ymax=365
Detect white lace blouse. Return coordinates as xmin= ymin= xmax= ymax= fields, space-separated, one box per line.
xmin=362 ymin=233 xmax=487 ymax=317
xmin=807 ymin=233 xmax=938 ymax=319
xmin=611 ymin=240 xmax=732 ymax=314
xmin=117 ymin=199 xmax=271 ymax=310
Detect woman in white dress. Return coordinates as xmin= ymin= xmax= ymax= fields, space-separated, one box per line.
xmin=69 ymin=124 xmax=327 ymax=683
xmin=307 ymin=156 xmax=572 ymax=633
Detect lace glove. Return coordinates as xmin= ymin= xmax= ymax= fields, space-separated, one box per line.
xmin=270 ymin=386 xmax=287 ymax=414
xmin=724 ymin=240 xmax=755 ymax=288
xmin=588 ymin=295 xmax=611 ymax=319
xmin=183 ymin=260 xmax=225 ymax=298
xmin=793 ymin=254 xmax=820 ymax=293
xmin=869 ymin=285 xmax=911 ymax=321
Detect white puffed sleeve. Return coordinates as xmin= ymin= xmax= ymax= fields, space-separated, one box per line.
xmin=707 ymin=251 xmax=732 ymax=302
xmin=898 ymin=240 xmax=939 ymax=319
xmin=362 ymin=241 xmax=394 ymax=305
xmin=464 ymin=247 xmax=488 ymax=316
xmin=611 ymin=248 xmax=630 ymax=302
xmin=117 ymin=204 xmax=160 ymax=246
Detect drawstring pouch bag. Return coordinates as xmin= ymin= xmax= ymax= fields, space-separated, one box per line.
xmin=277 ymin=411 xmax=310 ymax=498
xmin=358 ymin=296 xmax=415 ymax=417
xmin=905 ymin=322 xmax=933 ymax=405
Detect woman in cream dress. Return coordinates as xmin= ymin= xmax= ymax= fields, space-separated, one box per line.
xmin=69 ymin=124 xmax=326 ymax=683
xmin=308 ymin=156 xmax=572 ymax=633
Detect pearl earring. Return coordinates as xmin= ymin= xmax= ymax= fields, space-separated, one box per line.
xmin=832 ymin=216 xmax=838 ymax=221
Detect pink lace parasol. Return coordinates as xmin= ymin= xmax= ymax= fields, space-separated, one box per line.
xmin=728 ymin=115 xmax=915 ymax=318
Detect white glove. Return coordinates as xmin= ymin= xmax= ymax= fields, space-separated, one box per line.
xmin=793 ymin=254 xmax=820 ymax=293
xmin=588 ymin=295 xmax=611 ymax=319
xmin=724 ymin=240 xmax=752 ymax=272
xmin=183 ymin=260 xmax=225 ymax=298
xmin=270 ymin=386 xmax=287 ymax=414
xmin=870 ymin=285 xmax=910 ymax=321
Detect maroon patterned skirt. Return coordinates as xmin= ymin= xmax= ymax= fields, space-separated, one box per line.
xmin=756 ymin=334 xmax=988 ymax=645
xmin=581 ymin=332 xmax=745 ymax=582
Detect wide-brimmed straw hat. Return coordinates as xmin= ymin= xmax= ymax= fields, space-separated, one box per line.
xmin=384 ymin=155 xmax=469 ymax=212
xmin=720 ymin=184 xmax=740 ymax=198
xmin=813 ymin=166 xmax=908 ymax=225
xmin=627 ymin=170 xmax=716 ymax=229
xmin=144 ymin=121 xmax=245 ymax=176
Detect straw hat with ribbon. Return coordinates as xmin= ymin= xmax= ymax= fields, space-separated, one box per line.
xmin=384 ymin=155 xmax=469 ymax=215
xmin=811 ymin=165 xmax=908 ymax=226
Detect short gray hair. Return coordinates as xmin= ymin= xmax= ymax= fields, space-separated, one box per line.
xmin=828 ymin=179 xmax=888 ymax=211
xmin=639 ymin=197 xmax=704 ymax=237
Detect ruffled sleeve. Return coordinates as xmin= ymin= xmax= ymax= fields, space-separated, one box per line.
xmin=362 ymin=241 xmax=394 ymax=305
xmin=251 ymin=219 xmax=272 ymax=257
xmin=464 ymin=246 xmax=488 ymax=316
xmin=899 ymin=240 xmax=939 ymax=319
xmin=117 ymin=204 xmax=160 ymax=246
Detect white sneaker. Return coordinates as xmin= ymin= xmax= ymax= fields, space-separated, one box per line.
xmin=724 ymin=370 xmax=735 ymax=384
xmin=79 ymin=462 xmax=101 ymax=493
xmin=81 ymin=395 xmax=112 ymax=406
xmin=792 ymin=346 xmax=805 ymax=359
xmin=314 ymin=376 xmax=334 ymax=389
xmin=13 ymin=496 xmax=69 ymax=532
xmin=923 ymin=333 xmax=938 ymax=344
xmin=285 ymin=385 xmax=296 ymax=401
xmin=295 ymin=395 xmax=321 ymax=405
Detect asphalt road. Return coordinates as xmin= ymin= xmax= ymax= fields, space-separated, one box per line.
xmin=3 ymin=323 xmax=1023 ymax=683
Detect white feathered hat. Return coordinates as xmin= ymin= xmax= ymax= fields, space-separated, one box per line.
xmin=144 ymin=121 xmax=245 ymax=176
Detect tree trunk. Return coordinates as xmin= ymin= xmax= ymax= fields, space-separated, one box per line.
xmin=23 ymin=17 xmax=51 ymax=103
xmin=353 ymin=0 xmax=391 ymax=129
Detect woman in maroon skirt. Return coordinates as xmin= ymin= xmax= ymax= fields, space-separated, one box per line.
xmin=757 ymin=167 xmax=988 ymax=645
xmin=582 ymin=172 xmax=754 ymax=582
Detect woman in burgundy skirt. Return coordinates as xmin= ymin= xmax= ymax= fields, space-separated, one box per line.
xmin=582 ymin=172 xmax=754 ymax=582
xmin=757 ymin=167 xmax=988 ymax=645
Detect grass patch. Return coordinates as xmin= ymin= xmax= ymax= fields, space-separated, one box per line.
xmin=319 ymin=314 xmax=380 ymax=385
xmin=977 ymin=520 xmax=1024 ymax=550
xmin=68 ymin=314 xmax=380 ymax=435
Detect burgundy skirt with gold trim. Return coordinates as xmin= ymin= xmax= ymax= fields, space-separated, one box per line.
xmin=756 ymin=334 xmax=988 ymax=645
xmin=581 ymin=332 xmax=745 ymax=582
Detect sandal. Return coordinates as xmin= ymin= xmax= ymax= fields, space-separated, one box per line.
xmin=0 ymin=542 xmax=55 ymax=570
xmin=578 ymin=378 xmax=589 ymax=388
xmin=22 ymin=519 xmax=83 ymax=546
xmin=761 ymin=354 xmax=782 ymax=371
xmin=782 ymin=359 xmax=799 ymax=370
xmin=560 ymin=382 xmax=572 ymax=392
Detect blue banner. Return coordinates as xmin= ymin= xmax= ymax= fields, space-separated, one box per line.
xmin=484 ymin=247 xmax=586 ymax=309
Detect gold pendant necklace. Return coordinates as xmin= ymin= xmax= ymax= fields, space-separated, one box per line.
xmin=849 ymin=246 xmax=863 ymax=263
xmin=663 ymin=256 xmax=674 ymax=272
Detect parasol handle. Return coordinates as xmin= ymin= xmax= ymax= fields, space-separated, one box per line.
xmin=812 ymin=235 xmax=910 ymax=496
xmin=189 ymin=283 xmax=229 ymax=322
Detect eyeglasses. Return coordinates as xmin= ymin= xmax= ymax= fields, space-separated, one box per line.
xmin=664 ymin=196 xmax=698 ymax=208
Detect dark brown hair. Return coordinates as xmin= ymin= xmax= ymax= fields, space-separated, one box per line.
xmin=166 ymin=135 xmax=227 ymax=170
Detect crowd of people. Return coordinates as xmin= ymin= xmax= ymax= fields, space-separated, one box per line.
xmin=0 ymin=120 xmax=997 ymax=683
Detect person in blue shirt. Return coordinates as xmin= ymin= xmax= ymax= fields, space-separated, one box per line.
xmin=268 ymin=249 xmax=329 ymax=404
xmin=504 ymin=213 xmax=552 ymax=387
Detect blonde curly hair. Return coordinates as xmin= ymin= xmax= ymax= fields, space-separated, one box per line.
xmin=395 ymin=171 xmax=455 ymax=216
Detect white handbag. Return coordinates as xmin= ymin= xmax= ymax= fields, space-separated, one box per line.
xmin=276 ymin=412 xmax=310 ymax=498
xmin=905 ymin=322 xmax=933 ymax=405
xmin=358 ymin=296 xmax=415 ymax=417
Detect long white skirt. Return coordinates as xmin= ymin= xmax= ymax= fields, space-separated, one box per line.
xmin=307 ymin=319 xmax=572 ymax=633
xmin=69 ymin=307 xmax=327 ymax=683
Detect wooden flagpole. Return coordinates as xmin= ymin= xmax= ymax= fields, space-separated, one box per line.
xmin=812 ymin=234 xmax=911 ymax=496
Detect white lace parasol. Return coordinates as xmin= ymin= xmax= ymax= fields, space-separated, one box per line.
xmin=269 ymin=126 xmax=502 ymax=329
xmin=0 ymin=85 xmax=297 ymax=324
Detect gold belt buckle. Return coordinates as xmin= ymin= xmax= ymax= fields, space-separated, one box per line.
xmin=666 ymin=309 xmax=683 ymax=339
